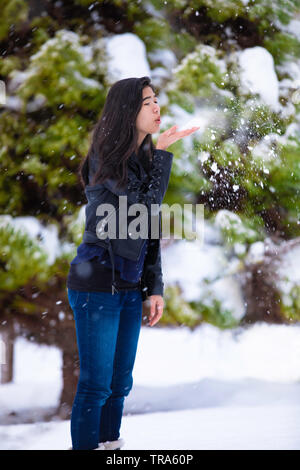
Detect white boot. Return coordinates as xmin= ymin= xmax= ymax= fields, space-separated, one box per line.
xmin=68 ymin=443 xmax=106 ymax=450
xmin=95 ymin=443 xmax=106 ymax=450
xmin=100 ymin=438 xmax=125 ymax=450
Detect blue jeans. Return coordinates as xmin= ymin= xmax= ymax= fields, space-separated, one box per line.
xmin=67 ymin=288 xmax=143 ymax=450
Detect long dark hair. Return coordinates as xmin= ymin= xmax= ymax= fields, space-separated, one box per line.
xmin=78 ymin=76 xmax=156 ymax=190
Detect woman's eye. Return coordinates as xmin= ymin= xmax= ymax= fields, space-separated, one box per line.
xmin=145 ymin=101 xmax=158 ymax=105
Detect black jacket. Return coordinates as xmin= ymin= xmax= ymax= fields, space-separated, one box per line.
xmin=82 ymin=147 xmax=174 ymax=300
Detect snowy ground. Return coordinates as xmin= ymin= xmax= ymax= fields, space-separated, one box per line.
xmin=1 ymin=322 xmax=300 ymax=450
xmin=1 ymin=401 xmax=300 ymax=450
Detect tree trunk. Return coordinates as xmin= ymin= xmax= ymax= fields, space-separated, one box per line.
xmin=0 ymin=322 xmax=15 ymax=384
xmin=240 ymin=237 xmax=300 ymax=324
xmin=56 ymin=350 xmax=79 ymax=419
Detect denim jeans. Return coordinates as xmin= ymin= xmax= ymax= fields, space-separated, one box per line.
xmin=67 ymin=288 xmax=143 ymax=450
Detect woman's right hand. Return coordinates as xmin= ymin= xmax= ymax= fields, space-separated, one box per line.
xmin=156 ymin=124 xmax=200 ymax=151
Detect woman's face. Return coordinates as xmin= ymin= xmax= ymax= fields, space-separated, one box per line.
xmin=135 ymin=86 xmax=161 ymax=138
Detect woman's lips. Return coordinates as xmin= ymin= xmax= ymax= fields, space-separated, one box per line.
xmin=155 ymin=119 xmax=161 ymax=124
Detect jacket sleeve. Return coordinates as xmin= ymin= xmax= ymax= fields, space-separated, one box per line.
xmin=141 ymin=238 xmax=164 ymax=301
xmin=102 ymin=149 xmax=174 ymax=209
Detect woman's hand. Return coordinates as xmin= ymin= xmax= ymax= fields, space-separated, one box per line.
xmin=147 ymin=294 xmax=164 ymax=327
xmin=156 ymin=124 xmax=200 ymax=151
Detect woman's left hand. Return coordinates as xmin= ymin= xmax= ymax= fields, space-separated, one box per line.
xmin=147 ymin=295 xmax=164 ymax=327
xmin=156 ymin=124 xmax=200 ymax=151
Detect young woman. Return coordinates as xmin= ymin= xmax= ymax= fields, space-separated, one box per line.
xmin=67 ymin=76 xmax=199 ymax=450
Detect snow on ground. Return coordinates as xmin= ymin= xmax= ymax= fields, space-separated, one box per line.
xmin=1 ymin=403 xmax=300 ymax=450
xmin=0 ymin=338 xmax=62 ymax=412
xmin=1 ymin=322 xmax=300 ymax=449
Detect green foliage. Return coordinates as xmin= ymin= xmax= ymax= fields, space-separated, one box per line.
xmin=171 ymin=30 xmax=198 ymax=59
xmin=190 ymin=0 xmax=245 ymax=23
xmin=157 ymin=275 xmax=238 ymax=331
xmin=240 ymin=135 xmax=300 ymax=237
xmin=150 ymin=0 xmax=300 ymax=26
xmin=240 ymin=101 xmax=287 ymax=139
xmin=63 ymin=207 xmax=86 ymax=247
xmin=0 ymin=111 xmax=87 ymax=218
xmin=266 ymin=137 xmax=300 ymax=236
xmin=190 ymin=296 xmax=239 ymax=329
xmin=0 ymin=112 xmax=35 ymax=215
xmin=135 ymin=15 xmax=197 ymax=56
xmin=162 ymin=284 xmax=202 ymax=328
xmin=29 ymin=16 xmax=61 ymax=55
xmin=166 ymin=42 xmax=239 ymax=120
xmin=162 ymin=28 xmax=299 ymax=248
xmin=0 ymin=221 xmax=49 ymax=291
xmin=134 ymin=17 xmax=173 ymax=53
xmin=150 ymin=0 xmax=300 ymax=63
xmin=73 ymin=0 xmax=96 ymax=5
xmin=194 ymin=125 xmax=300 ymax=240
xmin=167 ymin=89 xmax=197 ymax=114
xmin=0 ymin=28 xmax=109 ymax=220
xmin=213 ymin=139 xmax=242 ymax=167
xmin=0 ymin=0 xmax=28 ymax=41
xmin=150 ymin=0 xmax=244 ymax=21
xmin=28 ymin=114 xmax=90 ymax=164
xmin=264 ymin=32 xmax=300 ymax=65
xmin=0 ymin=56 xmax=21 ymax=78
xmin=16 ymin=29 xmax=106 ymax=112
xmin=10 ymin=295 xmax=42 ymax=315
xmin=214 ymin=210 xmax=264 ymax=254
xmin=247 ymin=0 xmax=300 ymax=27
xmin=280 ymin=284 xmax=300 ymax=322
xmin=171 ymin=44 xmax=229 ymax=99
xmin=1 ymin=0 xmax=299 ymax=328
